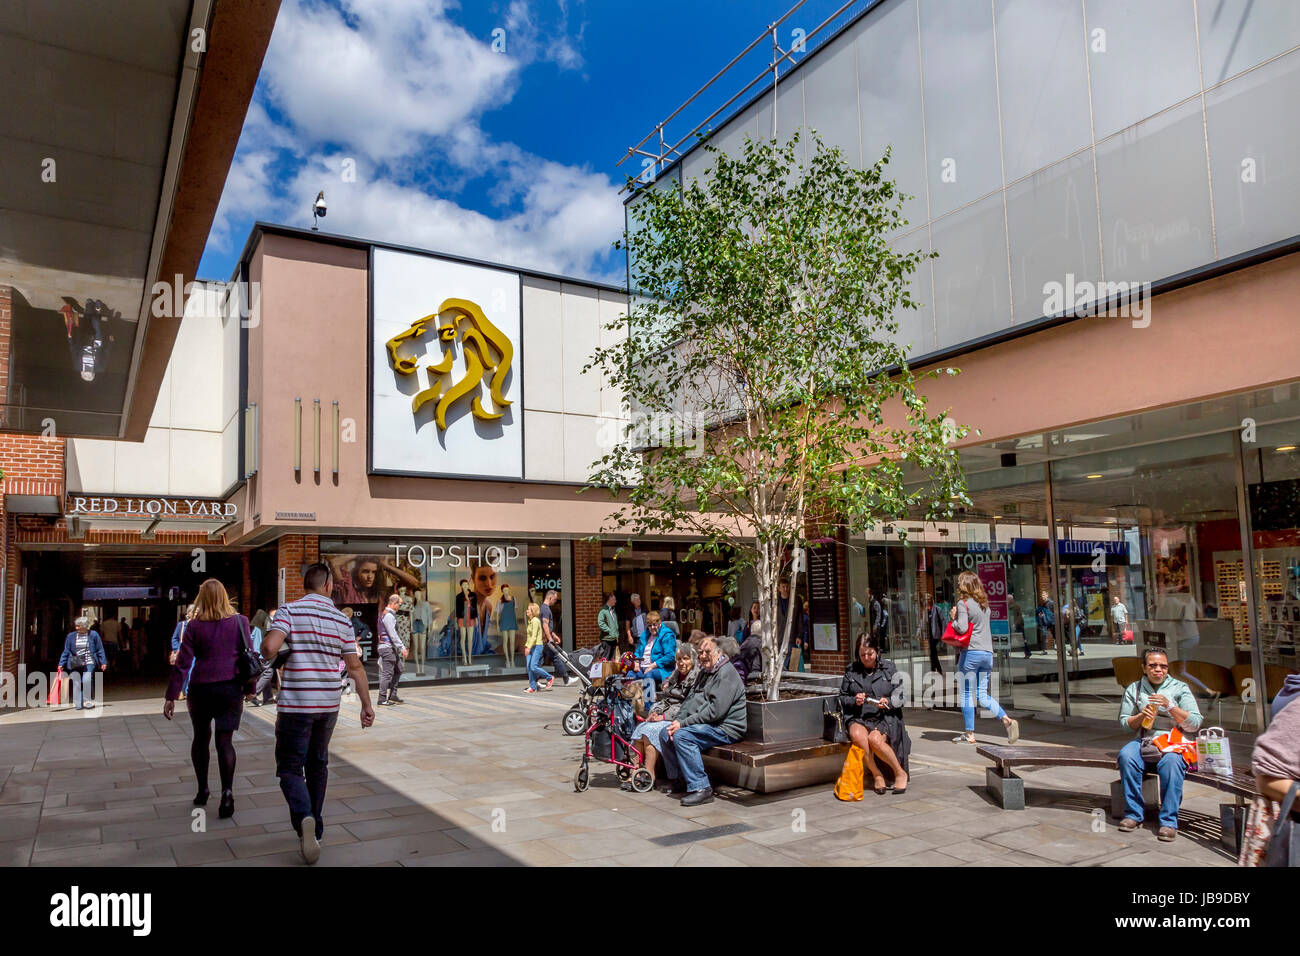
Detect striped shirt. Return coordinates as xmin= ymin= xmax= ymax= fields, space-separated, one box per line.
xmin=269 ymin=593 xmax=358 ymax=713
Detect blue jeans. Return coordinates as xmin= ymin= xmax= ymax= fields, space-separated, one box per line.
xmin=957 ymin=650 xmax=1006 ymax=731
xmin=658 ymin=723 xmax=734 ymax=792
xmin=73 ymin=670 xmax=95 ymax=708
xmin=1118 ymin=739 xmax=1188 ymax=829
xmin=275 ymin=712 xmax=338 ymax=839
xmin=526 ymin=645 xmax=550 ymax=690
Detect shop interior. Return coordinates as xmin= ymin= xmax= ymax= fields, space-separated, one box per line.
xmin=602 ymin=542 xmax=736 ymax=645
xmin=19 ymin=547 xmax=246 ymax=697
xmin=850 ymin=385 xmax=1300 ymax=734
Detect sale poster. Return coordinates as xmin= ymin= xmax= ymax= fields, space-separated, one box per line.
xmin=978 ymin=561 xmax=1010 ymax=636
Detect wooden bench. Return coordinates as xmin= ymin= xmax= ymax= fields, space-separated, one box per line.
xmin=978 ymin=744 xmax=1259 ymax=850
xmin=703 ymin=737 xmax=850 ymax=794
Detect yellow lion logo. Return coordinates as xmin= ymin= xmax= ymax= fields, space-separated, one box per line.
xmin=384 ymin=297 xmax=514 ymax=431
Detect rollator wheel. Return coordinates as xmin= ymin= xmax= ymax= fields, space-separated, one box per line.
xmin=573 ymin=765 xmax=590 ymax=792
xmin=616 ymin=765 xmax=632 ymax=781
xmin=631 ymin=768 xmax=654 ymax=793
xmin=562 ymin=706 xmax=589 ymax=736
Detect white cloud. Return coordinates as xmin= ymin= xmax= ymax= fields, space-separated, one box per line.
xmin=209 ymin=0 xmax=622 ymax=283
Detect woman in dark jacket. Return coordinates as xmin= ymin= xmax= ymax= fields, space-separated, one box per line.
xmin=839 ymin=633 xmax=910 ymax=794
xmin=59 ymin=617 xmax=108 ymax=709
xmin=163 ymin=577 xmax=254 ymax=819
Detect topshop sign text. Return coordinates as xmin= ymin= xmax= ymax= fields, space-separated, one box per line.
xmin=389 ymin=543 xmax=520 ymax=569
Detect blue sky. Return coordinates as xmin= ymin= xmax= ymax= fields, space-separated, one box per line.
xmin=197 ymin=0 xmax=866 ymax=286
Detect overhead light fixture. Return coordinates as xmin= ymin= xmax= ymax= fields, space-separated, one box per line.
xmin=1085 ymin=473 xmax=1103 ymax=480
xmin=1276 ymin=445 xmax=1297 ymax=453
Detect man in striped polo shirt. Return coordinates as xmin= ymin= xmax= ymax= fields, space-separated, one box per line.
xmin=261 ymin=563 xmax=375 ymax=864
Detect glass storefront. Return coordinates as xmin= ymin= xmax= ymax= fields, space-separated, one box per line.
xmin=319 ymin=537 xmax=572 ymax=680
xmin=847 ymin=384 xmax=1300 ymax=733
xmin=602 ymin=542 xmax=735 ymax=646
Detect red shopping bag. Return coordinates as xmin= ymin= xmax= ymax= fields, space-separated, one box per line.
xmin=46 ymin=668 xmax=64 ymax=706
xmin=1122 ymin=629 xmax=1134 ymax=644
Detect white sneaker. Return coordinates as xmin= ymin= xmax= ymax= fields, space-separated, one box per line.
xmin=566 ymin=677 xmax=579 ymax=686
xmin=300 ymin=817 xmax=321 ymax=864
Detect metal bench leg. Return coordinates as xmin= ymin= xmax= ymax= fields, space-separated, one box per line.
xmin=1111 ymin=774 xmax=1160 ymax=819
xmin=986 ymin=767 xmax=1025 ymax=811
xmin=1220 ymin=798 xmax=1246 ymax=853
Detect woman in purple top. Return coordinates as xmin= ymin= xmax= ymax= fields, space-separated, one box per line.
xmin=163 ymin=578 xmax=253 ymax=819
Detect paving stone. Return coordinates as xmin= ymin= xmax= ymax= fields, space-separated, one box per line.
xmin=30 ymin=839 xmax=176 ymax=867
xmin=34 ymin=825 xmax=103 ymax=851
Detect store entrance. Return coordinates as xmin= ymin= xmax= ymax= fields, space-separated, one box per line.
xmin=20 ymin=547 xmax=245 ymax=698
xmin=602 ymin=542 xmax=733 ymax=648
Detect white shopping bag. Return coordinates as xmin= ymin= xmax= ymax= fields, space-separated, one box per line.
xmin=1196 ymin=727 xmax=1234 ymax=777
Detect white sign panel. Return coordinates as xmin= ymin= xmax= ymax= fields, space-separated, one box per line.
xmin=371 ymin=248 xmax=522 ymax=478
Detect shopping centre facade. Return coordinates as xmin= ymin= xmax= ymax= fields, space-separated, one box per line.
xmin=624 ymin=0 xmax=1300 ymax=731
xmin=1 ymin=0 xmax=1297 ymax=737
xmin=3 ymin=225 xmax=777 ymax=687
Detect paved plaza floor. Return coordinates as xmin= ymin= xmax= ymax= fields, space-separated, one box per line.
xmin=0 ymin=681 xmax=1243 ymax=867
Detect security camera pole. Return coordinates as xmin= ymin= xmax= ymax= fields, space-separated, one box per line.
xmin=312 ymin=190 xmax=326 ymax=230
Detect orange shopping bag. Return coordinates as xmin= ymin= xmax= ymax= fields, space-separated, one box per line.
xmin=833 ymin=744 xmax=866 ymax=801
xmin=46 ymin=668 xmax=64 ymax=706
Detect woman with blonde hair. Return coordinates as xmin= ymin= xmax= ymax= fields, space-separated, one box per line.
xmin=950 ymin=570 xmax=1018 ymax=745
xmin=163 ymin=578 xmax=254 ymax=818
xmin=523 ymin=603 xmax=549 ymax=693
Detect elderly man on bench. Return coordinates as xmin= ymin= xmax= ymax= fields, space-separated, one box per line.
xmin=1117 ymin=647 xmax=1203 ymax=843
xmin=658 ymin=636 xmax=747 ymax=807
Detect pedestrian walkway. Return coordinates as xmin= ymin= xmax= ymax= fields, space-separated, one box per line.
xmin=0 ymin=682 xmax=1240 ymax=866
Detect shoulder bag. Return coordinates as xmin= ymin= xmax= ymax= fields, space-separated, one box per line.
xmin=823 ymin=684 xmax=851 ymax=743
xmin=941 ymin=599 xmax=973 ymax=650
xmin=1266 ymin=783 xmax=1299 ymax=868
xmin=233 ymin=615 xmax=266 ymax=695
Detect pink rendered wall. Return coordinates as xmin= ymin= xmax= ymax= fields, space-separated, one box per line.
xmin=237 ymin=234 xmax=627 ymax=542
xmin=908 ymin=251 xmax=1300 ymax=449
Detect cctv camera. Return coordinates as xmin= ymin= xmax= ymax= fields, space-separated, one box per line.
xmin=314 ymin=197 xmax=327 ymax=217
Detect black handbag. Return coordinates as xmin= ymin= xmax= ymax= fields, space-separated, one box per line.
xmin=1266 ymin=783 xmax=1299 ymax=868
xmin=64 ymin=654 xmax=86 ymax=674
xmin=233 ymin=615 xmax=266 ymax=695
xmin=823 ymin=698 xmax=850 ymax=744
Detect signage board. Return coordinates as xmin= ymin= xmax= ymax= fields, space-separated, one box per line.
xmin=370 ymin=248 xmax=522 ymax=479
xmin=977 ymin=561 xmax=1010 ymax=637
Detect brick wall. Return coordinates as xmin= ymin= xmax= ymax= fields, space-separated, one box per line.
xmin=806 ymin=533 xmax=851 ymax=674
xmin=276 ymin=534 xmax=320 ymax=603
xmin=0 ymin=433 xmax=67 ymax=678
xmin=572 ymin=538 xmax=603 ymax=648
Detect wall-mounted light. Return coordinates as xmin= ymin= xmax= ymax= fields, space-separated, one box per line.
xmin=313 ymin=399 xmax=321 ymax=476
xmin=1085 ymin=473 xmax=1102 ymax=480
xmin=1276 ymin=445 xmax=1297 ymax=453
xmin=294 ymin=398 xmax=302 ymax=474
xmin=332 ymin=401 xmax=340 ymax=476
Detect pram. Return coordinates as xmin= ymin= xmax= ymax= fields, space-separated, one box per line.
xmin=554 ymin=643 xmax=614 ymax=736
xmin=573 ymin=674 xmax=653 ymax=793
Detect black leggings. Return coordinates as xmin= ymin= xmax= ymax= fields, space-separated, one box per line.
xmin=191 ymin=720 xmax=236 ymax=793
xmin=187 ymin=680 xmax=242 ymax=793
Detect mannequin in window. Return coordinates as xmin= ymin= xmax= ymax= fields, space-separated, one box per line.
xmin=411 ymin=593 xmax=433 ymax=676
xmin=455 ymin=580 xmax=476 ymax=665
xmin=395 ymin=586 xmax=414 ymax=646
xmin=497 ymin=584 xmax=519 ymax=667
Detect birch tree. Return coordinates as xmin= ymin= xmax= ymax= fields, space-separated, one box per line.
xmin=588 ymin=133 xmax=969 ymax=700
